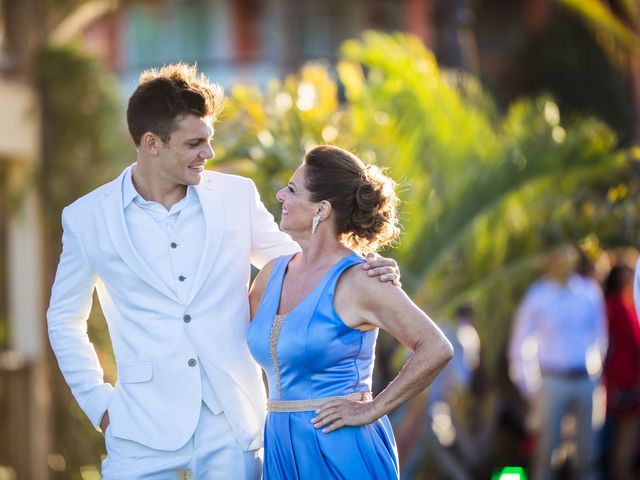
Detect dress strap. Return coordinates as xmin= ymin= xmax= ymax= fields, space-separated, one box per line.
xmin=258 ymin=254 xmax=296 ymax=312
xmin=269 ymin=254 xmax=296 ymax=285
xmin=258 ymin=253 xmax=295 ymax=320
xmin=321 ymin=253 xmax=365 ymax=296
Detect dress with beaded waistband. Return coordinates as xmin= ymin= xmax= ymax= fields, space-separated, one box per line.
xmin=247 ymin=252 xmax=399 ymax=479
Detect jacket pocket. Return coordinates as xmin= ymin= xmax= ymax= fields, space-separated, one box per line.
xmin=118 ymin=362 xmax=153 ymax=384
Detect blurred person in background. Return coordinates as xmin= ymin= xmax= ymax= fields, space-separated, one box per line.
xmin=603 ymin=264 xmax=640 ymax=480
xmin=509 ymin=245 xmax=608 ymax=480
xmin=427 ymin=305 xmax=482 ymax=411
xmin=574 ymin=252 xmax=607 ymax=333
xmin=418 ymin=304 xmax=482 ymax=479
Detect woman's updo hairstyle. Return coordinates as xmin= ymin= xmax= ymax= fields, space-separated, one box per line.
xmin=303 ymin=145 xmax=400 ymax=253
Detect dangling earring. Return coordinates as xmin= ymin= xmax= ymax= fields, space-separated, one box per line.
xmin=311 ymin=214 xmax=321 ymax=234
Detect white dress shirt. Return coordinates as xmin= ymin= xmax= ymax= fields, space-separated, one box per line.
xmin=123 ymin=169 xmax=222 ymax=413
xmin=509 ymin=274 xmax=608 ymax=398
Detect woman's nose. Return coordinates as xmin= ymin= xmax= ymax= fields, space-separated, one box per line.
xmin=276 ymin=188 xmax=285 ymax=202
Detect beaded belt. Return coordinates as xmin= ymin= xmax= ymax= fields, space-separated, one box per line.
xmin=267 ymin=391 xmax=372 ymax=413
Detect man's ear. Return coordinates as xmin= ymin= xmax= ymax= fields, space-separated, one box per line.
xmin=141 ymin=132 xmax=161 ymax=156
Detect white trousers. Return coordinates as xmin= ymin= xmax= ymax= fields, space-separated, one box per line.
xmin=101 ymin=402 xmax=262 ymax=480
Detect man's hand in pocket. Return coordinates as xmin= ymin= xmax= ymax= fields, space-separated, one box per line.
xmin=100 ymin=411 xmax=110 ymax=434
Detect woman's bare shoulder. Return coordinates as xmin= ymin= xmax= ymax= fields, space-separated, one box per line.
xmin=337 ymin=261 xmax=401 ymax=307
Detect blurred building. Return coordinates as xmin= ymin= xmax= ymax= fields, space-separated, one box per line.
xmin=80 ymin=0 xmax=450 ymax=92
xmin=78 ymin=0 xmax=640 ymax=144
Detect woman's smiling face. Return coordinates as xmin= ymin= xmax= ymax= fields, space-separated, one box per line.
xmin=276 ymin=165 xmax=319 ymax=235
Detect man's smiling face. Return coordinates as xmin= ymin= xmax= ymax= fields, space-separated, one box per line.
xmin=155 ymin=114 xmax=214 ymax=187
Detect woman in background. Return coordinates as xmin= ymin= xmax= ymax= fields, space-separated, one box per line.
xmin=603 ymin=264 xmax=640 ymax=480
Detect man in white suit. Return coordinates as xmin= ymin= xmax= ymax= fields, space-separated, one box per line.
xmin=47 ymin=64 xmax=398 ymax=479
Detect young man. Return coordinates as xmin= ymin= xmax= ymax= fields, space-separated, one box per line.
xmin=509 ymin=246 xmax=607 ymax=480
xmin=47 ymin=63 xmax=399 ymax=479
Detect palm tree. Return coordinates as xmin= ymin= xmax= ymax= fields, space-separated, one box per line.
xmin=214 ymin=32 xmax=634 ymax=476
xmin=216 ymin=30 xmax=630 ymax=355
xmin=554 ymin=0 xmax=640 ymax=139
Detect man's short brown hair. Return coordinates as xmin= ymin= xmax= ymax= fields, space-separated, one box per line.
xmin=127 ymin=63 xmax=224 ymax=146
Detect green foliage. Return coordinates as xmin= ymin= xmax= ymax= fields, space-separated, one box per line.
xmin=214 ymin=63 xmax=343 ymax=213
xmin=214 ymin=31 xmax=635 ymax=370
xmin=35 ymin=42 xmax=127 ymax=475
xmin=519 ymin=11 xmax=637 ymax=145
xmin=36 ymin=42 xmax=130 ymax=231
xmin=556 ymin=0 xmax=639 ymax=64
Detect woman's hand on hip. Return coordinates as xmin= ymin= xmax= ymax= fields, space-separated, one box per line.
xmin=311 ymin=393 xmax=377 ymax=433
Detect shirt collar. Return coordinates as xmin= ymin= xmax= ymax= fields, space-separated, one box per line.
xmin=122 ymin=166 xmax=196 ymax=211
xmin=122 ymin=167 xmax=139 ymax=209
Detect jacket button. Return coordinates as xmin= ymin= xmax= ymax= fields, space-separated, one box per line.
xmin=188 ymin=358 xmax=197 ymax=367
xmin=178 ymin=275 xmax=186 ymax=282
xmin=170 ymin=242 xmax=178 ymax=249
xmin=183 ymin=314 xmax=191 ymax=323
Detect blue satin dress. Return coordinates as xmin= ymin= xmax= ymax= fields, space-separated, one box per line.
xmin=247 ymin=253 xmax=399 ymax=479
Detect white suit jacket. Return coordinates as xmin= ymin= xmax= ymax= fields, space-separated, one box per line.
xmin=47 ymin=166 xmax=299 ymax=451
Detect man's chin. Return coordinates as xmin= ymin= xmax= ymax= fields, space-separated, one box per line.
xmin=185 ymin=172 xmax=203 ymax=185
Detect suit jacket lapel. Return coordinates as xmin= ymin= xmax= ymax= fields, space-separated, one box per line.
xmin=101 ymin=166 xmax=181 ymax=303
xmin=188 ymin=174 xmax=224 ymax=305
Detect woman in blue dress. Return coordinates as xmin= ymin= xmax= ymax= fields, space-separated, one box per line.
xmin=247 ymin=145 xmax=454 ymax=479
